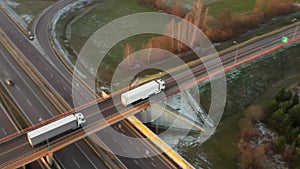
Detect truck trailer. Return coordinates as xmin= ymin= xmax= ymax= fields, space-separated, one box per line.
xmin=27 ymin=113 xmax=86 ymax=147
xmin=121 ymin=79 xmax=165 ymax=106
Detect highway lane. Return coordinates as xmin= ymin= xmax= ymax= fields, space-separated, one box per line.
xmin=0 ymin=79 xmax=45 ymax=169
xmin=31 ymin=0 xmax=185 ymax=167
xmin=1 ymin=33 xmax=298 ymax=168
xmin=0 ymin=102 xmax=19 ymax=138
xmin=0 ymin=7 xmax=119 ymax=169
xmin=55 ymin=140 xmax=107 ymax=169
xmin=97 ymin=121 xmax=176 ymax=169
xmin=0 ymin=37 xmax=110 ymax=168
xmin=34 ymin=0 xmax=76 ymax=78
xmin=0 ymin=44 xmax=55 ymax=123
xmin=0 ymin=0 xmax=298 ymax=167
xmin=0 ymin=10 xmax=94 ymax=108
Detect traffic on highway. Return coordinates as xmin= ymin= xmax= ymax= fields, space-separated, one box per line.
xmin=0 ymin=0 xmax=299 ymax=169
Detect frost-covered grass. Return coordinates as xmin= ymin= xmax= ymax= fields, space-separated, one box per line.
xmin=68 ymin=0 xmax=154 ymax=52
xmin=6 ymin=0 xmax=56 ymax=25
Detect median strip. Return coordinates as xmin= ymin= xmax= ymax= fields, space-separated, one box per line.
xmin=0 ymin=29 xmax=69 ymax=113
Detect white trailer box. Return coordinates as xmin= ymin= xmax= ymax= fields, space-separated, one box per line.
xmin=27 ymin=113 xmax=85 ymax=147
xmin=121 ymin=79 xmax=165 ymax=106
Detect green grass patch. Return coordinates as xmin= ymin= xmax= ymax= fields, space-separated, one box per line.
xmin=10 ymin=0 xmax=57 ymax=26
xmin=69 ymin=0 xmax=154 ymax=51
xmin=208 ymin=0 xmax=256 ymax=16
xmin=177 ymin=44 xmax=300 ymax=168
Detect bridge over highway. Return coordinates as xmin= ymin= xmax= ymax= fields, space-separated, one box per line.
xmin=0 ymin=0 xmax=300 ymax=168
xmin=0 ymin=21 xmax=299 ymax=168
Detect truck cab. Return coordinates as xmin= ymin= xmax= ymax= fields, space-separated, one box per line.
xmin=156 ymin=79 xmax=165 ymax=91
xmin=74 ymin=113 xmax=86 ymax=126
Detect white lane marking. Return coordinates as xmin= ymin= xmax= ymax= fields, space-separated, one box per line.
xmin=151 ymin=162 xmax=157 ymax=168
xmin=26 ymin=99 xmax=32 ymax=106
xmin=4 ymin=70 xmax=8 ymax=76
xmin=2 ymin=128 xmax=7 ymax=136
xmin=37 ymin=159 xmax=47 ymax=169
xmin=135 ymin=146 xmax=140 ymax=152
xmin=0 ymin=142 xmax=28 ymax=156
xmin=122 ymin=148 xmax=128 ymax=153
xmin=122 ymin=121 xmax=170 ymax=167
xmin=0 ymin=50 xmax=54 ymax=118
xmin=54 ymin=156 xmax=67 ymax=169
xmin=15 ymin=85 xmax=20 ymax=91
xmin=112 ymin=137 xmax=117 ymax=143
xmin=0 ymin=103 xmax=19 ymax=132
xmin=133 ymin=159 xmax=139 ymax=165
xmin=63 ymin=86 xmax=67 ymax=91
xmin=75 ymin=143 xmax=98 ymax=169
xmin=72 ymin=158 xmax=80 ymax=168
xmin=119 ymin=126 xmax=125 ymax=133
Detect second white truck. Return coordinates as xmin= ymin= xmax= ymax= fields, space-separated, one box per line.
xmin=121 ymin=79 xmax=165 ymax=106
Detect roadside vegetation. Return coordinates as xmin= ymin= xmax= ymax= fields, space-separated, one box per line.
xmin=5 ymin=0 xmax=57 ymax=26
xmin=138 ymin=0 xmax=295 ymax=52
xmin=238 ymin=88 xmax=300 ymax=168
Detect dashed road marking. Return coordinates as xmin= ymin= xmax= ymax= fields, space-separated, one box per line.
xmin=151 ymin=162 xmax=157 ymax=167
xmin=122 ymin=148 xmax=128 ymax=154
xmin=26 ymin=99 xmax=32 ymax=106
xmin=135 ymin=146 xmax=140 ymax=152
xmin=1 ymin=128 xmax=7 ymax=136
xmin=15 ymin=85 xmax=20 ymax=91
xmin=72 ymin=158 xmax=80 ymax=168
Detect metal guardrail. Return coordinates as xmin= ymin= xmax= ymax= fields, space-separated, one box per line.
xmin=0 ymin=29 xmax=69 ymax=113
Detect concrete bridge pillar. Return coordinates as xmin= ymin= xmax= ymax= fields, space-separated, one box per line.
xmin=46 ymin=151 xmax=53 ymax=166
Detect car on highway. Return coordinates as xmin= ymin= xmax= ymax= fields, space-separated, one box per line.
xmin=5 ymin=79 xmax=13 ymax=86
xmin=28 ymin=35 xmax=34 ymax=41
xmin=27 ymin=31 xmax=34 ymax=41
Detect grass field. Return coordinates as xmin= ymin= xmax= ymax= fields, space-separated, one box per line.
xmin=65 ymin=0 xmax=258 ymax=53
xmin=7 ymin=0 xmax=56 ymax=26
xmin=177 ymin=44 xmax=300 ymax=168
xmin=208 ymin=0 xmax=256 ymax=16
xmin=69 ymin=0 xmax=154 ymax=51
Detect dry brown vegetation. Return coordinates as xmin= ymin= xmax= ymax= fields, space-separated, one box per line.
xmin=238 ymin=105 xmax=268 ymax=169
xmin=124 ymin=0 xmax=295 ymax=62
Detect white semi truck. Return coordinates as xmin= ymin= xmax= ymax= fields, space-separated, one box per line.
xmin=27 ymin=113 xmax=86 ymax=147
xmin=121 ymin=79 xmax=165 ymax=106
